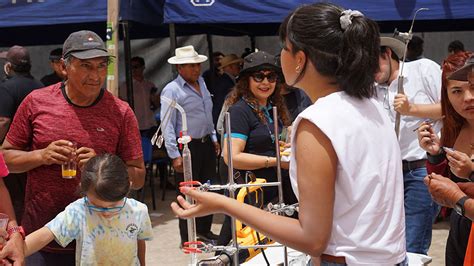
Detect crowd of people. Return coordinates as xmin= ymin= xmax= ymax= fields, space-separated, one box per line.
xmin=0 ymin=2 xmax=472 ymax=265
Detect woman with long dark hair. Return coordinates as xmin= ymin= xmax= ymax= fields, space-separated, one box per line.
xmin=172 ymin=3 xmax=406 ymax=265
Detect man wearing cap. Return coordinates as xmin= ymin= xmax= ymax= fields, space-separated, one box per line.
xmin=375 ymin=36 xmax=442 ymax=255
xmin=212 ymin=54 xmax=243 ymax=126
xmin=0 ymin=45 xmax=43 ymax=227
xmin=161 ymin=45 xmax=220 ymax=246
xmin=1 ymin=30 xmax=144 ymax=264
xmin=40 ymin=48 xmax=66 ymax=86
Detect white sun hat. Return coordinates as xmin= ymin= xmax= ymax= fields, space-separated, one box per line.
xmin=167 ymin=45 xmax=208 ymax=65
xmin=380 ymin=37 xmax=405 ymax=59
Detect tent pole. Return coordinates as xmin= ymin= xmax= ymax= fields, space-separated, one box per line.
xmin=106 ymin=0 xmax=119 ymax=96
xmin=169 ymin=23 xmax=178 ymax=77
xmin=206 ymin=33 xmax=215 ymax=90
xmin=250 ymin=35 xmax=256 ymax=52
xmin=122 ymin=20 xmax=134 ymax=110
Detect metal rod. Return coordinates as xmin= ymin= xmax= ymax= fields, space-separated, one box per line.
xmin=215 ymin=182 xmax=281 ymax=191
xmin=225 ymin=112 xmax=239 ymax=266
xmin=122 ymin=20 xmax=134 ymax=110
xmin=272 ymin=106 xmax=288 ymax=266
xmin=239 ymin=244 xmax=285 ymax=249
xmin=394 ymin=7 xmax=429 ymax=138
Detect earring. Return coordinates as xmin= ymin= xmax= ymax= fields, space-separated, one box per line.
xmin=295 ymin=65 xmax=301 ymax=74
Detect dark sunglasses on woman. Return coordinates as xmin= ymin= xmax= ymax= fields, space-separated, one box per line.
xmin=251 ymin=72 xmax=278 ymax=83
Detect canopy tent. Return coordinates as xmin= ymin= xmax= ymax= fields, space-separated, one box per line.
xmin=159 ymin=0 xmax=474 ymax=35
xmin=0 ymin=1 xmax=105 ymax=46
xmin=1 ymin=0 xmax=473 ymax=46
xmin=162 ymin=0 xmax=474 ymax=23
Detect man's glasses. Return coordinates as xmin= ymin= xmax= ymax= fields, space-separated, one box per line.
xmin=251 ymin=72 xmax=278 ymax=83
xmin=84 ymin=197 xmax=127 ymax=213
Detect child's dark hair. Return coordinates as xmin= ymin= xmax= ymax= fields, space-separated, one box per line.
xmin=80 ymin=154 xmax=130 ymax=202
xmin=279 ymin=3 xmax=380 ymax=99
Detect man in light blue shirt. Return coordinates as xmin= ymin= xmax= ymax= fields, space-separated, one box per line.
xmin=160 ymin=45 xmax=220 ymax=246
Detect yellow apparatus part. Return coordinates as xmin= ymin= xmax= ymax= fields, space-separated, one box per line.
xmin=235 ymin=178 xmax=274 ymax=262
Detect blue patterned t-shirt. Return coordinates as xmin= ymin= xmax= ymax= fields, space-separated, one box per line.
xmin=46 ymin=197 xmax=153 ymax=265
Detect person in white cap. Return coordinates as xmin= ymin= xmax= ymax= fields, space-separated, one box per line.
xmin=160 ymin=45 xmax=220 ymax=246
xmin=375 ymin=36 xmax=442 ymax=255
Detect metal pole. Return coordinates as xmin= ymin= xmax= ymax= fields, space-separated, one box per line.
xmin=393 ymin=7 xmax=429 ymax=138
xmin=272 ymin=107 xmax=288 ymax=266
xmin=122 ymin=20 xmax=134 ymax=109
xmin=106 ymin=0 xmax=119 ymax=96
xmin=169 ymin=23 xmax=178 ymax=77
xmin=225 ymin=112 xmax=239 ymax=266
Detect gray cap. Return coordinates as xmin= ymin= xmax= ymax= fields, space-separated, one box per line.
xmin=63 ymin=30 xmax=110 ymax=59
xmin=380 ymin=37 xmax=405 ymax=59
xmin=448 ymin=55 xmax=474 ymax=81
xmin=239 ymin=51 xmax=280 ymax=76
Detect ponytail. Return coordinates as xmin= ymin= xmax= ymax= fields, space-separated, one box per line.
xmin=279 ymin=3 xmax=380 ymax=99
xmin=337 ymin=11 xmax=380 ymax=98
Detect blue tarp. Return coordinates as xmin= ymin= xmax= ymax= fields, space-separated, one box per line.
xmin=0 ymin=0 xmax=472 ymax=45
xmin=163 ymin=0 xmax=474 ymax=24
xmin=0 ymin=0 xmax=107 ymax=27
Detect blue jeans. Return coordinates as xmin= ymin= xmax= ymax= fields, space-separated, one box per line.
xmin=404 ymin=167 xmax=439 ymax=254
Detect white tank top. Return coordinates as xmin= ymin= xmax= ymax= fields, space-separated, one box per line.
xmin=290 ymin=92 xmax=406 ymax=265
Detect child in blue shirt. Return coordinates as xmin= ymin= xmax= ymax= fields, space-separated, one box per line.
xmin=20 ymin=154 xmax=153 ymax=265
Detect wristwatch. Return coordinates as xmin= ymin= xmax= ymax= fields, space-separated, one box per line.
xmin=469 ymin=171 xmax=474 ymax=182
xmin=7 ymin=226 xmax=25 ymax=240
xmin=454 ymin=196 xmax=470 ymax=217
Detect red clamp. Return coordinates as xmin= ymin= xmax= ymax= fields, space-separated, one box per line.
xmin=182 ymin=241 xmax=206 ymax=254
xmin=179 ymin=181 xmax=203 ymax=190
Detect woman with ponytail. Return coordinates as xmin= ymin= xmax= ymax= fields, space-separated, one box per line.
xmin=172 ymin=3 xmax=406 ymax=265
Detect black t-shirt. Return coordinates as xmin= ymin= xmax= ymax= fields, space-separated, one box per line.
xmin=40 ymin=72 xmax=63 ymax=87
xmin=228 ymin=98 xmax=283 ymax=201
xmin=283 ymin=88 xmax=312 ymax=122
xmin=0 ymin=74 xmax=44 ymax=118
xmin=212 ymin=73 xmax=235 ymax=125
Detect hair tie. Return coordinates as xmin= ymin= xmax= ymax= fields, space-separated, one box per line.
xmin=340 ymin=9 xmax=364 ymax=31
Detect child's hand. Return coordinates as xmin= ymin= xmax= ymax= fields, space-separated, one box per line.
xmin=171 ymin=188 xmax=227 ymax=219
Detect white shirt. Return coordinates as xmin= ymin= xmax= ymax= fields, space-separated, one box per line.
xmin=375 ymin=58 xmax=442 ymax=161
xmin=290 ymin=92 xmax=406 ymax=265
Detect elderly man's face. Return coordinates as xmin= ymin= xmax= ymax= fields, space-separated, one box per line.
xmin=177 ymin=63 xmax=201 ymax=84
xmin=65 ymin=56 xmax=107 ymax=97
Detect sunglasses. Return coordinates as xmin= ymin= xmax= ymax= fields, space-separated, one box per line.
xmin=84 ymin=197 xmax=127 ymax=213
xmin=251 ymin=72 xmax=278 ymax=83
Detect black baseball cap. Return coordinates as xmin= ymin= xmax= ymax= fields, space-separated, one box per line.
xmin=62 ymin=30 xmax=110 ymax=59
xmin=49 ymin=48 xmax=63 ymax=61
xmin=239 ymin=51 xmax=280 ymax=76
